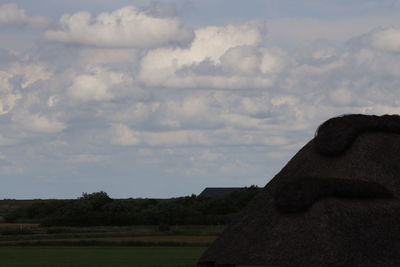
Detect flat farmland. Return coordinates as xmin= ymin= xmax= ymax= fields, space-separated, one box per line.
xmin=0 ymin=225 xmax=219 ymax=266
xmin=0 ymin=224 xmax=223 ymax=246
xmin=0 ymin=246 xmax=207 ymax=267
xmin=0 ymin=235 xmax=216 ymax=246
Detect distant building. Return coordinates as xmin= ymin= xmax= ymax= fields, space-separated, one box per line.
xmin=199 ymin=187 xmax=244 ymax=198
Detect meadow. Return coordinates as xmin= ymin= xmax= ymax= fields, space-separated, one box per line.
xmin=0 ymin=224 xmax=222 ymax=245
xmin=0 ymin=190 xmax=257 ymax=266
xmin=0 ymin=246 xmax=207 ymax=267
xmin=0 ymin=224 xmax=220 ymax=266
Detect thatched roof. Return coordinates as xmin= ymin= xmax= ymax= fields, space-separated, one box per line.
xmin=198 ymin=114 xmax=400 ymax=267
xmin=314 ymin=114 xmax=400 ymax=156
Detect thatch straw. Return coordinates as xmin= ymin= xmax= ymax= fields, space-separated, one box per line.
xmin=314 ymin=114 xmax=400 ymax=156
xmin=198 ymin=114 xmax=400 ymax=267
xmin=275 ymin=176 xmax=393 ymax=213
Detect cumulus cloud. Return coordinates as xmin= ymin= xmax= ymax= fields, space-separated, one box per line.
xmin=0 ymin=55 xmax=67 ymax=138
xmin=109 ymin=113 xmax=291 ymax=147
xmin=139 ymin=23 xmax=283 ymax=89
xmin=265 ymin=15 xmax=400 ymax=46
xmin=265 ymin=151 xmax=291 ymax=160
xmin=12 ymin=111 xmax=66 ymax=133
xmin=329 ymin=85 xmax=353 ymax=106
xmin=0 ymin=3 xmax=50 ymax=28
xmin=44 ymin=6 xmax=193 ymax=48
xmin=0 ymin=135 xmax=15 ymax=146
xmin=110 ymin=91 xmax=277 ymax=134
xmin=366 ymin=27 xmax=400 ymax=52
xmin=0 ymin=71 xmax=21 ymax=115
xmin=111 ymin=123 xmax=208 ymax=147
xmin=68 ymin=66 xmax=133 ymax=102
xmin=68 ymin=154 xmax=107 ymax=163
xmin=0 ymin=92 xmax=20 ymax=115
xmin=78 ymin=48 xmax=137 ymax=64
xmin=111 ymin=123 xmax=140 ymax=146
xmin=4 ymin=2 xmax=400 ymax=197
xmin=9 ymin=62 xmax=52 ymax=89
xmin=0 ymin=61 xmax=52 ymax=115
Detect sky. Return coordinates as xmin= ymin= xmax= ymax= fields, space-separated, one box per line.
xmin=1 ymin=1 xmax=400 ymax=199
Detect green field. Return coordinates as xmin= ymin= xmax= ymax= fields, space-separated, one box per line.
xmin=0 ymin=246 xmax=207 ymax=267
xmin=0 ymin=223 xmax=220 ymax=265
xmin=0 ymin=224 xmax=222 ymax=246
xmin=0 ymin=225 xmax=216 ymax=266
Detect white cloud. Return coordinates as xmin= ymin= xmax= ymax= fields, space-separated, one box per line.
xmin=221 ymin=114 xmax=268 ymax=130
xmin=0 ymin=3 xmax=50 ymax=28
xmin=68 ymin=154 xmax=107 ymax=163
xmin=144 ymin=130 xmax=209 ymax=146
xmin=12 ymin=112 xmax=66 ymax=133
xmin=68 ymin=66 xmax=132 ymax=102
xmin=0 ymin=60 xmax=52 ymax=116
xmin=138 ymin=22 xmax=281 ymax=89
xmin=0 ymin=164 xmax=23 ymax=175
xmin=9 ymin=62 xmax=52 ymax=89
xmin=111 ymin=123 xmax=208 ymax=146
xmin=0 ymin=71 xmax=21 ymax=115
xmin=265 ymin=15 xmax=400 ymax=46
xmin=47 ymin=95 xmax=58 ymax=108
xmin=362 ymin=104 xmax=400 ymax=115
xmin=44 ymin=6 xmax=193 ymax=48
xmin=0 ymin=92 xmax=20 ymax=115
xmin=367 ymin=27 xmax=400 ymax=52
xmin=113 ymin=102 xmax=156 ymax=124
xmin=0 ymin=134 xmax=15 ymax=146
xmin=265 ymin=151 xmax=291 ymax=160
xmin=240 ymin=97 xmax=270 ymax=116
xmin=198 ymin=150 xmax=223 ymax=161
xmin=4 ymin=4 xmax=400 ymax=198
xmin=111 ymin=123 xmax=140 ymax=146
xmin=271 ymin=95 xmax=298 ymax=106
xmin=0 ymin=71 xmax=14 ymax=91
xmin=330 ymin=85 xmax=353 ymax=105
xmin=78 ymin=48 xmax=137 ymax=64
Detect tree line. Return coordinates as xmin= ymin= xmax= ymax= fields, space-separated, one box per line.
xmin=5 ymin=186 xmax=260 ymax=226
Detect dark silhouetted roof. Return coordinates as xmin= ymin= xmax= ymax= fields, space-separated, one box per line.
xmin=198 ymin=114 xmax=400 ymax=267
xmin=200 ymin=187 xmax=244 ymax=198
xmin=314 ymin=114 xmax=400 ymax=156
xmin=275 ymin=176 xmax=393 ymax=213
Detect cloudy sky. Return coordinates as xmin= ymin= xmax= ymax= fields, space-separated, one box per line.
xmin=1 ymin=0 xmax=400 ymax=199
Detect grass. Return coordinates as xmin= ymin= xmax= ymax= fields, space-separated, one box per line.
xmin=0 ymin=246 xmax=206 ymax=267
xmin=0 ymin=225 xmax=218 ymax=247
xmin=0 ymin=235 xmax=216 ymax=246
xmin=0 ymin=225 xmax=217 ymax=265
xmin=0 ymin=224 xmax=224 ymax=244
xmin=0 ymin=224 xmax=223 ymax=234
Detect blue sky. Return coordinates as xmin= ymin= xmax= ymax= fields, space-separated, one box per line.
xmin=1 ymin=1 xmax=400 ymax=199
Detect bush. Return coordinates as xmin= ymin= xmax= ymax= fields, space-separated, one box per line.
xmin=8 ymin=187 xmax=261 ymax=226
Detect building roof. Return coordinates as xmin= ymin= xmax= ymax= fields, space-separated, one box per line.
xmin=199 ymin=187 xmax=244 ymax=198
xmin=198 ymin=114 xmax=400 ymax=267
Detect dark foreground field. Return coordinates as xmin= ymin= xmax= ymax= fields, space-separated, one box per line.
xmin=0 ymin=246 xmax=206 ymax=267
xmin=0 ymin=191 xmax=254 ymax=266
xmin=0 ymin=225 xmax=220 ymax=266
